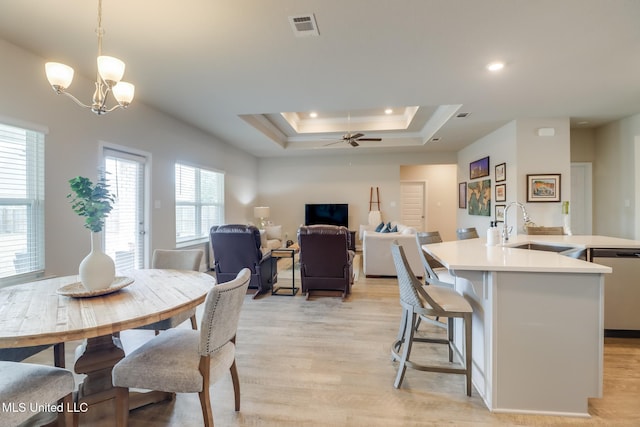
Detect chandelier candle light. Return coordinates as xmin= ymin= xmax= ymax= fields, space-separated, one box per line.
xmin=45 ymin=0 xmax=135 ymax=115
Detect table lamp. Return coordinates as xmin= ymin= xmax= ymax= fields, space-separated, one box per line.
xmin=254 ymin=206 xmax=270 ymax=229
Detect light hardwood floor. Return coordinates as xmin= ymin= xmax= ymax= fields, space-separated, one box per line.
xmin=27 ymin=262 xmax=640 ymax=426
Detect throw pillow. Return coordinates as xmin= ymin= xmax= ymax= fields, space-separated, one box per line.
xmin=380 ymin=226 xmax=391 ymax=233
xmin=390 ymin=225 xmax=398 ymax=232
xmin=375 ymin=222 xmax=385 ymax=232
xmin=386 ymin=222 xmax=392 ymax=230
xmin=266 ymin=225 xmax=282 ymax=240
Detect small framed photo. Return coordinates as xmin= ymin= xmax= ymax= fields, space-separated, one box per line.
xmin=495 ymin=162 xmax=506 ymax=182
xmin=470 ymin=156 xmax=490 ymax=180
xmin=527 ymin=174 xmax=561 ymax=202
xmin=458 ymin=182 xmax=467 ymax=209
xmin=495 ymin=183 xmax=506 ymax=202
xmin=495 ymin=204 xmax=506 ymax=222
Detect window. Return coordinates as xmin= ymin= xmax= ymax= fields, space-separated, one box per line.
xmin=0 ymin=123 xmax=45 ymax=283
xmin=175 ymin=163 xmax=224 ymax=245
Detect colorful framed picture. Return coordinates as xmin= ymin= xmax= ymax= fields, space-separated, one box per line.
xmin=495 ymin=183 xmax=506 ymax=202
xmin=470 ymin=156 xmax=490 ymax=180
xmin=527 ymin=174 xmax=561 ymax=202
xmin=467 ymin=179 xmax=491 ymax=216
xmin=458 ymin=182 xmax=467 ymax=209
xmin=495 ymin=204 xmax=505 ymax=222
xmin=495 ymin=162 xmax=506 ymax=182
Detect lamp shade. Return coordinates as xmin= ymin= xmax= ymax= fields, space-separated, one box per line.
xmin=254 ymin=206 xmax=270 ymax=219
xmin=97 ymin=55 xmax=125 ymax=85
xmin=45 ymin=62 xmax=74 ymax=89
xmin=112 ymin=81 xmax=135 ymax=105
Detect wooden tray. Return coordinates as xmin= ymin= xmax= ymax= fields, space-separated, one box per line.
xmin=57 ymin=276 xmax=134 ymax=298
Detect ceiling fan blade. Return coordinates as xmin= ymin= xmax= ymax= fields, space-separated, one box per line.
xmin=323 ymin=140 xmax=343 ymax=147
xmin=356 ymin=138 xmax=382 ymax=142
xmin=349 ymin=140 xmax=359 ymax=147
xmin=350 ymin=133 xmax=364 ymax=139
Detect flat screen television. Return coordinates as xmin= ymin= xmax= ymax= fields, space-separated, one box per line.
xmin=304 ymin=203 xmax=349 ymax=228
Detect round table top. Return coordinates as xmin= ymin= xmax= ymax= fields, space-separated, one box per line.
xmin=0 ymin=269 xmax=216 ymax=348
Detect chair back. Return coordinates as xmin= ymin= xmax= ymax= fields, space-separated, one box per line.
xmin=526 ymin=226 xmax=564 ymax=235
xmin=199 ymin=268 xmax=251 ymax=356
xmin=152 ymin=249 xmax=203 ymax=271
xmin=391 ymin=241 xmax=443 ymax=312
xmin=210 ymin=224 xmax=263 ymax=273
xmin=298 ymin=225 xmax=351 ymax=277
xmin=456 ymin=227 xmax=479 ymax=240
xmin=415 ymin=233 xmax=444 ymax=282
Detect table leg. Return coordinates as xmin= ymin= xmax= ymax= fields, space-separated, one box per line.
xmin=74 ymin=334 xmax=174 ymax=411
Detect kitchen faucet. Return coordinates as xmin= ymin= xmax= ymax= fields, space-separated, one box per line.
xmin=502 ymin=202 xmax=534 ymax=244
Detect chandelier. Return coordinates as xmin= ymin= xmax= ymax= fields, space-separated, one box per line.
xmin=45 ymin=0 xmax=134 ymax=115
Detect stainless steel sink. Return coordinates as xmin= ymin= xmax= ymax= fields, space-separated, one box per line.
xmin=510 ymin=243 xmax=586 ymax=259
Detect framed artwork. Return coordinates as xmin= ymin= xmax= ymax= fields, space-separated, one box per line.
xmin=495 ymin=204 xmax=505 ymax=222
xmin=458 ymin=182 xmax=467 ymax=209
xmin=527 ymin=174 xmax=561 ymax=202
xmin=467 ymin=179 xmax=491 ymax=216
xmin=495 ymin=183 xmax=506 ymax=202
xmin=495 ymin=162 xmax=506 ymax=182
xmin=470 ymin=156 xmax=490 ymax=180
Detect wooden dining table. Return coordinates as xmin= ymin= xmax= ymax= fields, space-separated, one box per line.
xmin=0 ymin=269 xmax=215 ymax=412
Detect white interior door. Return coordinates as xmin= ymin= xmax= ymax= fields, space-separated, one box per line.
xmin=400 ymin=181 xmax=426 ymax=231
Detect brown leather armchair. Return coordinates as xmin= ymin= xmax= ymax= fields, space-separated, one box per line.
xmin=210 ymin=224 xmax=277 ymax=298
xmin=297 ymin=225 xmax=354 ymax=300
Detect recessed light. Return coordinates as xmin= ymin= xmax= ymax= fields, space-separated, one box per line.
xmin=486 ymin=62 xmax=505 ymax=72
xmin=384 ymin=108 xmax=393 ymax=114
xmin=309 ymin=112 xmax=318 ymax=118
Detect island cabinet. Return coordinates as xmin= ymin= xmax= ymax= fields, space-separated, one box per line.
xmin=422 ymin=235 xmax=615 ymax=417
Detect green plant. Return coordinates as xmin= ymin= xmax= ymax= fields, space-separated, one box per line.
xmin=67 ymin=174 xmax=115 ymax=233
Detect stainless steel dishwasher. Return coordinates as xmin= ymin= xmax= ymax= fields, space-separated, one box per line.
xmin=590 ymin=248 xmax=640 ymax=336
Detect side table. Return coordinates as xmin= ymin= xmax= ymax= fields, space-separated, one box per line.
xmin=270 ymin=245 xmax=299 ymax=296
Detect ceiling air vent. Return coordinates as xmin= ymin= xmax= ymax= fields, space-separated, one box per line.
xmin=289 ymin=14 xmax=320 ymax=37
xmin=456 ymin=112 xmax=471 ymax=118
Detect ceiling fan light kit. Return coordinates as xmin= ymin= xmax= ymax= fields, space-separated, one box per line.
xmin=45 ymin=0 xmax=135 ymax=115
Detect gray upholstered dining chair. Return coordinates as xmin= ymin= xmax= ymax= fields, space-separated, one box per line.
xmin=112 ymin=268 xmax=251 ymax=427
xmin=456 ymin=227 xmax=479 ymax=240
xmin=0 ymin=342 xmax=65 ymax=367
xmin=0 ymin=361 xmax=76 ymax=427
xmin=390 ymin=241 xmax=473 ymax=396
xmin=135 ymin=249 xmax=204 ymax=334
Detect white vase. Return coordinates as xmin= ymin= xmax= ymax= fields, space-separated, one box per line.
xmin=79 ymin=231 xmax=116 ymax=291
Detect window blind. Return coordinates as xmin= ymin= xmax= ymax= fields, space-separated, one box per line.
xmin=0 ymin=123 xmax=45 ymax=282
xmin=175 ymin=163 xmax=224 ymax=244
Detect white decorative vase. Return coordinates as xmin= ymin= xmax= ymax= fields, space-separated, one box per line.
xmin=79 ymin=231 xmax=115 ymax=291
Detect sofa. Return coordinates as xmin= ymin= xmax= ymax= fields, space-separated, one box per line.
xmin=361 ymin=222 xmax=424 ymax=277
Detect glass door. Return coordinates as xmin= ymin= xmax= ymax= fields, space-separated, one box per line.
xmin=102 ymin=147 xmax=149 ymax=272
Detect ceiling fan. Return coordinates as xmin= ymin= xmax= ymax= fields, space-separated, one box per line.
xmin=323 ymin=113 xmax=382 ymax=147
xmin=325 ymin=132 xmax=382 ymax=147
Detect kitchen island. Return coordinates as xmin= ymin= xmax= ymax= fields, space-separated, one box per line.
xmin=422 ymin=235 xmax=624 ymax=417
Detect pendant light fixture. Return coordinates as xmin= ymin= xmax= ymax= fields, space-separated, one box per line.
xmin=45 ymin=0 xmax=134 ymax=115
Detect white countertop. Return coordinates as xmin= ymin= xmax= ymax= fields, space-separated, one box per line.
xmin=421 ymin=234 xmax=640 ymax=274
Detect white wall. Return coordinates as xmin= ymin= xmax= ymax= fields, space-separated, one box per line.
xmin=593 ymin=114 xmax=640 ymax=238
xmin=0 ymin=39 xmax=258 ymax=277
xmin=256 ymin=151 xmax=456 ymax=245
xmin=457 ymin=118 xmax=571 ymax=238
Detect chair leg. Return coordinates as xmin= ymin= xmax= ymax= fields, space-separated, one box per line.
xmin=394 ymin=311 xmax=416 ymax=388
xmin=448 ymin=317 xmax=454 ymax=363
xmin=190 ymin=314 xmax=198 ymax=330
xmin=198 ymin=356 xmax=214 ymax=427
xmin=58 ymin=392 xmax=74 ymax=427
xmin=230 ymin=359 xmax=241 ymax=411
xmin=464 ymin=313 xmax=473 ymax=397
xmin=114 ymin=387 xmax=129 ymax=427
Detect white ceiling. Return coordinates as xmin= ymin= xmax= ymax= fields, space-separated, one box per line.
xmin=1 ymin=0 xmax=639 ymax=157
